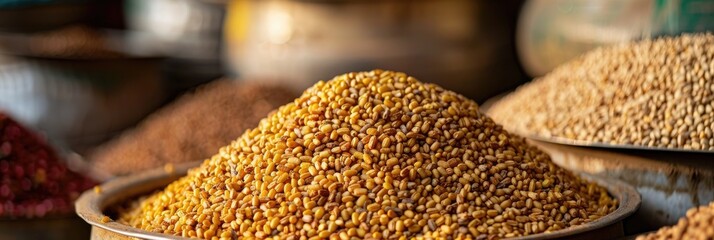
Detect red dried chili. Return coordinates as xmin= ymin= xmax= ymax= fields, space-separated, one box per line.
xmin=0 ymin=113 xmax=96 ymax=218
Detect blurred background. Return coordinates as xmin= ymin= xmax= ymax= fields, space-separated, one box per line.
xmin=0 ymin=0 xmax=713 ymax=237
xmin=0 ymin=0 xmax=529 ymax=155
xmin=1 ymin=0 xmax=710 ymax=155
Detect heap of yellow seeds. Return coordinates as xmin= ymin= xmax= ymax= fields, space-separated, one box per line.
xmin=638 ymin=202 xmax=714 ymax=240
xmin=119 ymin=70 xmax=617 ymax=239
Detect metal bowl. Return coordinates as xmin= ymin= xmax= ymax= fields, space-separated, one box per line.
xmin=0 ymin=29 xmax=168 ymax=154
xmin=76 ymin=161 xmax=640 ymax=240
xmin=223 ymin=0 xmax=527 ymax=103
xmin=124 ymin=0 xmax=226 ymax=91
xmin=480 ymin=93 xmax=714 ymax=154
xmin=525 ymin=135 xmax=714 ymax=154
xmin=526 ymin=140 xmax=714 ymax=234
xmin=482 ymin=93 xmax=714 ymax=233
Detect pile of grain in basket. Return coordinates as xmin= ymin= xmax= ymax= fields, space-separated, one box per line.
xmin=89 ymin=80 xmax=296 ymax=177
xmin=118 ymin=70 xmax=617 ymax=239
xmin=488 ymin=33 xmax=714 ymax=151
xmin=638 ymin=202 xmax=714 ymax=240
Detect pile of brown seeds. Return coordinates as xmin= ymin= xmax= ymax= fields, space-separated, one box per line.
xmin=119 ymin=70 xmax=617 ymax=239
xmin=89 ymin=80 xmax=296 ymax=177
xmin=488 ymin=33 xmax=714 ymax=151
xmin=638 ymin=202 xmax=714 ymax=240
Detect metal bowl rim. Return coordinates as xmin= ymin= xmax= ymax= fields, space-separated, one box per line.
xmin=526 ymin=134 xmax=714 ymax=154
xmin=76 ymin=161 xmax=640 ymax=240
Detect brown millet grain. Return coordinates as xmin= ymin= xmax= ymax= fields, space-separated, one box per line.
xmin=89 ymin=80 xmax=296 ymax=177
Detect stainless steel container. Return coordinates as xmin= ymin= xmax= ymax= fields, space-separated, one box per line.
xmin=125 ymin=0 xmax=225 ymax=61
xmin=529 ymin=140 xmax=714 ymax=234
xmin=482 ymin=92 xmax=714 ymax=234
xmin=0 ymin=56 xmax=166 ymax=153
xmin=76 ymin=161 xmax=640 ymax=240
xmin=0 ymin=30 xmax=167 ymax=153
xmin=124 ymin=0 xmax=226 ymax=91
xmin=223 ymin=0 xmax=526 ymax=102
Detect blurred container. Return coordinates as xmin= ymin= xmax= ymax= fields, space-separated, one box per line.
xmin=518 ymin=0 xmax=714 ymax=77
xmin=0 ymin=215 xmax=91 ymax=240
xmin=124 ymin=0 xmax=226 ymax=91
xmin=224 ymin=0 xmax=526 ymax=103
xmin=0 ymin=29 xmax=167 ymax=153
xmin=0 ymin=0 xmax=91 ymax=33
xmin=0 ymin=0 xmax=125 ymax=33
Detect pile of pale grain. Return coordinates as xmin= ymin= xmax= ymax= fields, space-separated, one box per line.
xmin=119 ymin=70 xmax=617 ymax=239
xmin=638 ymin=202 xmax=714 ymax=240
xmin=489 ymin=33 xmax=714 ymax=151
xmin=89 ymin=80 xmax=296 ymax=177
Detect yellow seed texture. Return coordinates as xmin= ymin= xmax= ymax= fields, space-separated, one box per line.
xmin=119 ymin=70 xmax=617 ymax=239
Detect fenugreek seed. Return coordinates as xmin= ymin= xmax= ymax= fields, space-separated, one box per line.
xmin=396 ymin=220 xmax=405 ymax=232
xmin=352 ymin=188 xmax=368 ymax=196
xmin=473 ymin=210 xmax=486 ymax=219
xmin=386 ymin=158 xmax=399 ymax=168
xmin=363 ymin=153 xmax=373 ymax=164
xmin=303 ymin=215 xmax=313 ymax=223
xmin=119 ymin=70 xmax=616 ymax=240
xmin=428 ymin=219 xmax=436 ymax=231
xmin=367 ymin=204 xmax=381 ymax=212
xmin=164 ymin=163 xmax=174 ymax=173
xmin=486 ymin=210 xmax=499 ymax=217
xmin=320 ymin=124 xmax=333 ymax=134
xmin=355 ymin=195 xmax=367 ymax=207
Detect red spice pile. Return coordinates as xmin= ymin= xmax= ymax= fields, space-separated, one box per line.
xmin=0 ymin=113 xmax=96 ymax=218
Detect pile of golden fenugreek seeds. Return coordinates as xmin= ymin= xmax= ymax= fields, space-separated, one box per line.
xmin=115 ymin=70 xmax=617 ymax=239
